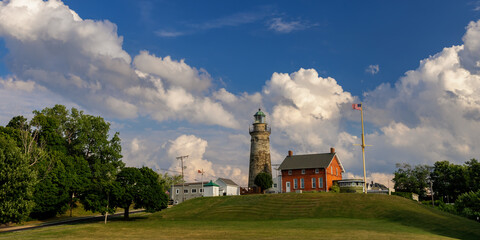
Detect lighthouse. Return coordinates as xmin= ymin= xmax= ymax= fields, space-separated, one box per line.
xmin=248 ymin=109 xmax=272 ymax=189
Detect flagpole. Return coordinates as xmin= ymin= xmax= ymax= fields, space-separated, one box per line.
xmin=360 ymin=103 xmax=367 ymax=194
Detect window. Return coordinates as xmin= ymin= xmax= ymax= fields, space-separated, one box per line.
xmin=273 ymin=183 xmax=277 ymax=188
xmin=312 ymin=178 xmax=316 ymax=188
xmin=184 ymin=189 xmax=188 ymax=194
xmin=301 ymin=169 xmax=305 ymax=174
xmin=330 ymin=166 xmax=333 ymax=174
xmin=315 ymin=169 xmax=319 ymax=174
xmin=336 ymin=168 xmax=338 ymax=176
xmin=288 ymin=170 xmax=292 ymax=175
xmin=200 ymin=188 xmax=203 ymax=193
xmin=319 ymin=178 xmax=323 ymax=188
xmin=176 ymin=189 xmax=179 ymax=194
xmin=300 ymin=178 xmax=304 ymax=189
xmin=294 ymin=179 xmax=298 ymax=189
xmin=192 ymin=188 xmax=197 ymax=193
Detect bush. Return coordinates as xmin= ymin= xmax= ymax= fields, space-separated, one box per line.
xmin=330 ymin=183 xmax=340 ymax=193
xmin=254 ymin=172 xmax=273 ymax=193
xmin=455 ymin=190 xmax=480 ymax=221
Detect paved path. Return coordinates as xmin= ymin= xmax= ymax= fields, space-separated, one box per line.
xmin=0 ymin=209 xmax=145 ymax=233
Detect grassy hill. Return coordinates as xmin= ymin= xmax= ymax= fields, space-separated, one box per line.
xmin=2 ymin=193 xmax=480 ymax=239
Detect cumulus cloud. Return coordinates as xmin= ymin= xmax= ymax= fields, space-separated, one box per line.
xmin=133 ymin=51 xmax=211 ymax=93
xmin=0 ymin=76 xmax=43 ymax=92
xmin=167 ymin=135 xmax=246 ymax=185
xmin=0 ymin=0 xmax=238 ymax=128
xmin=361 ymin=20 xmax=480 ymax=170
xmin=365 ymin=64 xmax=380 ymax=75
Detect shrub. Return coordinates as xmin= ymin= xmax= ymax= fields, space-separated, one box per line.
xmin=455 ymin=190 xmax=480 ymax=221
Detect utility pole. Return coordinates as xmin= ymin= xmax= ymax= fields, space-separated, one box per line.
xmin=177 ymin=155 xmax=189 ymax=202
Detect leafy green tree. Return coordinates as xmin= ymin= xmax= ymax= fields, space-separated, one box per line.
xmin=0 ymin=134 xmax=36 ymax=224
xmin=254 ymin=172 xmax=273 ymax=193
xmin=112 ymin=167 xmax=142 ymax=219
xmin=393 ymin=163 xmax=430 ymax=197
xmin=112 ymin=167 xmax=168 ymax=219
xmin=29 ymin=152 xmax=71 ymax=219
xmin=6 ymin=116 xmax=29 ymax=131
xmin=465 ymin=159 xmax=480 ymax=193
xmin=31 ymin=105 xmax=124 ymax=217
xmin=158 ymin=172 xmax=183 ymax=192
xmin=455 ymin=190 xmax=480 ymax=221
xmin=136 ymin=167 xmax=168 ymax=213
xmin=431 ymin=161 xmax=468 ymax=203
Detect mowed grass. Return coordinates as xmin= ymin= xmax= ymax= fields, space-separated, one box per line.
xmin=2 ymin=193 xmax=479 ymax=240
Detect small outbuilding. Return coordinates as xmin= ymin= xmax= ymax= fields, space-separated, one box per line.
xmin=335 ymin=179 xmax=365 ymax=193
xmin=215 ymin=178 xmax=240 ymax=196
xmin=203 ymin=180 xmax=220 ymax=197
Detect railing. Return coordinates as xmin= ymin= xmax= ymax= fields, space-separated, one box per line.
xmin=249 ymin=125 xmax=271 ymax=133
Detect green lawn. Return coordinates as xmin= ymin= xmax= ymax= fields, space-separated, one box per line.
xmin=1 ymin=193 xmax=479 ymax=240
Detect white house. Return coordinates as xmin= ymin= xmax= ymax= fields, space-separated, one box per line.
xmin=215 ymin=178 xmax=240 ymax=196
xmin=270 ymin=175 xmax=282 ymax=193
xmin=203 ymin=180 xmax=220 ymax=197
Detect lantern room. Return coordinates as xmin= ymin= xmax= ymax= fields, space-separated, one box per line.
xmin=254 ymin=108 xmax=266 ymax=123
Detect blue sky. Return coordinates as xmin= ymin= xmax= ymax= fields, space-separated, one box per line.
xmin=1 ymin=0 xmax=480 ymax=186
xmin=60 ymin=0 xmax=478 ymax=96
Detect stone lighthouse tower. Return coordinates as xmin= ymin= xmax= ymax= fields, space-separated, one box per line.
xmin=248 ymin=109 xmax=272 ymax=189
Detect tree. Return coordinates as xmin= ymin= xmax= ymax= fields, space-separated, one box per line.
xmin=0 ymin=134 xmax=36 ymax=224
xmin=158 ymin=172 xmax=183 ymax=192
xmin=254 ymin=172 xmax=273 ymax=193
xmin=431 ymin=161 xmax=468 ymax=203
xmin=29 ymin=152 xmax=70 ymax=219
xmin=455 ymin=190 xmax=480 ymax=221
xmin=136 ymin=167 xmax=168 ymax=213
xmin=112 ymin=167 xmax=168 ymax=219
xmin=112 ymin=167 xmax=142 ymax=219
xmin=465 ymin=159 xmax=480 ymax=193
xmin=6 ymin=116 xmax=29 ymax=131
xmin=393 ymin=163 xmax=430 ymax=197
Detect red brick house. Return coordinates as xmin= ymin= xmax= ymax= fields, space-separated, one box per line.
xmin=278 ymin=148 xmax=344 ymax=193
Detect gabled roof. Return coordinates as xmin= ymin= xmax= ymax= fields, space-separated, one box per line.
xmin=278 ymin=153 xmax=345 ymax=172
xmin=216 ymin=178 xmax=239 ymax=186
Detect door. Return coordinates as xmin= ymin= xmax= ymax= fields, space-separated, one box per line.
xmin=286 ymin=181 xmax=291 ymax=193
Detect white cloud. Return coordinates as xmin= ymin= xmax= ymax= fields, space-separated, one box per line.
xmin=0 ymin=0 xmax=239 ymax=128
xmin=365 ymin=64 xmax=380 ymax=75
xmin=361 ymin=20 xmax=480 ymax=170
xmin=167 ymin=134 xmax=247 ymax=185
xmin=133 ymin=51 xmax=211 ymax=93
xmin=268 ymin=17 xmax=308 ymax=33
xmin=155 ymin=30 xmax=185 ymax=38
xmin=0 ymin=76 xmax=43 ymax=92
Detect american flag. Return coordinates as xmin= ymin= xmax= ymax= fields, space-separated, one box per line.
xmin=352 ymin=103 xmax=362 ymax=110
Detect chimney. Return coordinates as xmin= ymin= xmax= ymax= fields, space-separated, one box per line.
xmin=330 ymin=147 xmax=335 ymax=154
xmin=288 ymin=150 xmax=293 ymax=157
